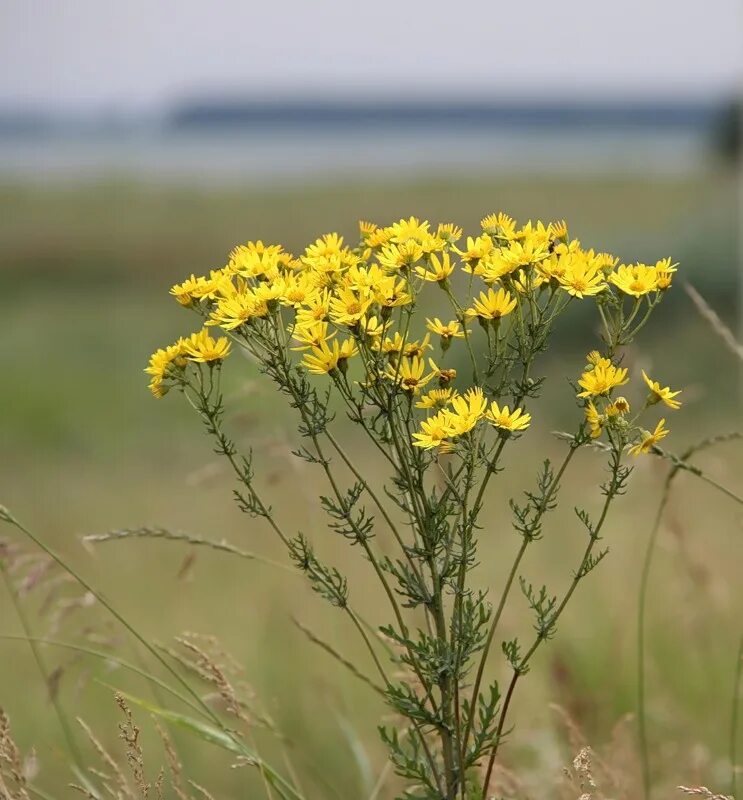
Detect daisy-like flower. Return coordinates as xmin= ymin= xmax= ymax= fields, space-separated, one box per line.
xmin=447 ymin=388 xmax=488 ymax=435
xmin=629 ymin=418 xmax=669 ymax=456
xmin=577 ymin=361 xmax=629 ymax=397
xmin=584 ymin=401 xmax=604 ymax=439
xmin=465 ymin=287 xmax=517 ymax=322
xmin=550 ymin=219 xmax=569 ymax=240
xmin=415 ymin=388 xmax=458 ymax=410
xmin=415 ymin=252 xmax=455 ymax=283
xmin=384 ymin=356 xmax=433 ymax=394
xmin=499 ymin=237 xmax=550 ymax=269
xmin=609 ymin=264 xmax=659 ymax=297
xmin=280 ymin=273 xmax=317 ymax=308
xmin=378 ymin=241 xmax=424 ymax=272
xmin=302 ymin=339 xmax=342 ymax=375
xmin=145 ymin=341 xmax=187 ymax=397
xmin=342 ymin=263 xmax=386 ymax=293
xmin=328 ymin=288 xmax=372 ymax=327
xmin=426 ymin=317 xmax=464 ymax=349
xmin=586 ymin=350 xmax=609 ymax=368
xmin=485 ymin=401 xmax=531 ymax=432
xmin=389 ymin=216 xmax=430 ymax=243
xmin=358 ymin=315 xmax=384 ymax=341
xmin=606 ymin=396 xmax=631 ymax=416
xmin=558 ymin=258 xmax=606 ymax=298
xmin=654 ymin=257 xmax=677 ymax=290
xmin=208 ymin=292 xmax=258 ymax=330
xmin=304 ymin=232 xmax=345 ymax=261
xmin=480 ymin=212 xmax=517 ymax=238
xmin=228 ymin=243 xmax=283 ymax=279
xmin=291 ymin=320 xmax=334 ymax=351
xmin=403 ymin=334 xmax=432 ymax=360
xmin=366 ymin=226 xmax=395 ymax=249
xmin=427 ymin=358 xmax=457 ymax=387
xmin=412 ymin=409 xmax=454 ymax=450
xmin=376 ymin=277 xmax=413 ymax=310
xmin=170 ymin=275 xmax=210 ymax=307
xmin=183 ymin=330 xmax=231 ymax=363
xmin=478 ymin=250 xmax=522 ymax=283
xmin=436 ymin=222 xmax=463 ymax=243
xmin=455 ymin=235 xmax=494 ymax=267
xmin=358 ymin=220 xmax=378 ymax=239
xmin=641 ymin=370 xmax=682 ymax=409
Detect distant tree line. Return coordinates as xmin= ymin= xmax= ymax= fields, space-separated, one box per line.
xmin=714 ymin=99 xmax=741 ymax=162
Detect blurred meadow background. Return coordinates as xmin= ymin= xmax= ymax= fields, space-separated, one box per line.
xmin=1 ymin=2 xmax=742 ymax=797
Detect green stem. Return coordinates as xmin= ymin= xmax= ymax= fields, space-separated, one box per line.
xmin=729 ymin=635 xmax=743 ymax=799
xmin=460 ymin=440 xmax=579 ymax=765
xmin=480 ymin=465 xmax=619 ymax=800
xmin=0 ymin=565 xmax=86 ymax=773
xmin=637 ymin=476 xmax=672 ymax=799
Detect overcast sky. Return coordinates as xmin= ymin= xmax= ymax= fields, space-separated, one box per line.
xmin=2 ymin=0 xmax=742 ymax=109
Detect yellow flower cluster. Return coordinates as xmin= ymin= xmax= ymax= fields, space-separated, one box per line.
xmin=148 ymin=212 xmax=679 ymax=456
xmin=145 ymin=330 xmax=230 ymax=397
xmin=577 ymin=352 xmax=681 ymax=455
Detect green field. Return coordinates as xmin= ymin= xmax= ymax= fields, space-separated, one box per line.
xmin=1 ymin=175 xmax=741 ymax=798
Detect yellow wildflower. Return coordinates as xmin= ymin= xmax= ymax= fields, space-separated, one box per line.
xmin=586 ymin=350 xmax=608 ymax=368
xmin=415 ymin=252 xmax=455 ymax=283
xmin=384 ymin=356 xmax=433 ymax=394
xmin=291 ymin=320 xmax=334 ymax=350
xmin=428 ymin=358 xmax=457 ymax=386
xmin=478 ymin=250 xmax=522 ymax=283
xmin=328 ymin=288 xmax=372 ymax=327
xmin=366 ymin=226 xmax=395 ymax=248
xmin=228 ymin=243 xmax=283 ymax=279
xmin=183 ymin=330 xmax=231 ymax=363
xmin=343 ymin=263 xmax=387 ymax=293
xmin=303 ymin=339 xmax=343 ymax=375
xmin=280 ymin=273 xmax=318 ymax=308
xmin=296 ymin=289 xmax=331 ymax=325
xmin=642 ymin=370 xmax=682 ymax=410
xmin=606 ymin=396 xmax=631 ymax=416
xmin=550 ymin=219 xmax=569 ymax=240
xmin=577 ymin=362 xmax=629 ymax=397
xmin=465 ymin=287 xmax=517 ymax=321
xmin=447 ymin=388 xmax=488 ymax=435
xmin=480 ymin=212 xmax=517 ymax=238
xmin=170 ymin=275 xmax=209 ymax=306
xmin=558 ymin=258 xmax=606 ymax=298
xmin=485 ymin=402 xmax=531 ymax=432
xmin=389 ymin=216 xmax=430 ymax=243
xmin=629 ymin=418 xmax=669 ymax=456
xmin=456 ymin=235 xmax=494 ymax=267
xmin=426 ymin=318 xmax=464 ymax=346
xmin=412 ymin=410 xmax=453 ymax=450
xmin=609 ymin=264 xmax=659 ymax=297
xmin=403 ymin=334 xmax=432 ymax=360
xmin=499 ymin=237 xmax=550 ymax=269
xmin=378 ymin=241 xmax=423 ymax=272
xmin=654 ymin=257 xmax=677 ymax=290
xmin=358 ymin=315 xmax=384 ymax=341
xmin=145 ymin=341 xmax=187 ymax=397
xmin=415 ymin=388 xmax=458 ymax=410
xmin=208 ymin=292 xmax=259 ymax=330
xmin=436 ymin=222 xmax=463 ymax=243
xmin=585 ymin=401 xmax=604 ymax=438
xmin=358 ymin=220 xmax=378 ymax=239
xmin=376 ymin=277 xmax=413 ymax=309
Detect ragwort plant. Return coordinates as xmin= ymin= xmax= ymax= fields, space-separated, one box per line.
xmin=145 ymin=213 xmax=684 ymax=799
